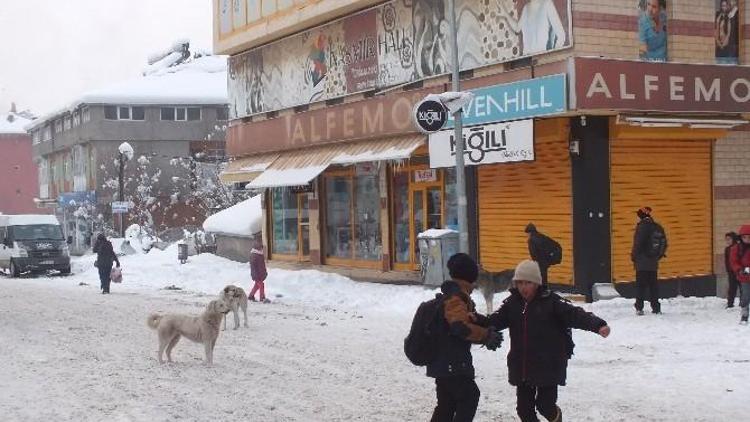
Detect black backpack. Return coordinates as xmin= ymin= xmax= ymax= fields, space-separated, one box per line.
xmin=645 ymin=222 xmax=668 ymax=259
xmin=404 ymin=293 xmax=446 ymax=366
xmin=540 ymin=234 xmax=563 ymax=266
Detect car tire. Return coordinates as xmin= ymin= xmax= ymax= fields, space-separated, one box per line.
xmin=9 ymin=259 xmax=20 ymax=278
xmin=59 ymin=266 xmax=71 ymax=276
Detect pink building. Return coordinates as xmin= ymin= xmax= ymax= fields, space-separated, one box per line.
xmin=0 ymin=110 xmax=40 ymax=214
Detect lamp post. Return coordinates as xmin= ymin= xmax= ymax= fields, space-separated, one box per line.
xmin=447 ymin=0 xmax=469 ymax=254
xmin=117 ymin=142 xmax=133 ymax=237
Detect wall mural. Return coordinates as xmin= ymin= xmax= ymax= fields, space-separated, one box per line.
xmin=228 ymin=0 xmax=572 ymax=119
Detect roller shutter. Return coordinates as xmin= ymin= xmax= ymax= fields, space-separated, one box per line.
xmin=477 ymin=119 xmax=573 ymax=285
xmin=610 ymin=139 xmax=712 ymax=282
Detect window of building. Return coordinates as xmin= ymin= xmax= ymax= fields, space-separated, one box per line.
xmin=32 ymin=130 xmax=41 ymax=145
xmin=82 ymin=107 xmax=91 ymax=123
xmin=132 ymin=107 xmax=145 ymax=120
xmin=105 ymin=105 xmax=145 ymax=120
xmin=271 ymin=188 xmax=299 ymax=255
xmin=54 ymin=120 xmax=63 ymax=134
xmin=161 ymin=107 xmax=200 ymax=121
xmin=118 ymin=106 xmax=131 ymax=120
xmin=187 ymin=107 xmax=201 ymax=121
xmin=176 ymin=107 xmax=187 ymax=121
xmin=64 ymin=117 xmax=72 ymax=130
xmin=104 ymin=106 xmax=118 ymax=120
xmin=42 ymin=126 xmax=51 ymax=141
xmin=160 ymin=107 xmax=176 ymax=121
xmin=324 ymin=164 xmax=381 ymax=263
xmin=72 ymin=112 xmax=80 ymax=127
xmin=217 ymin=107 xmax=228 ymax=121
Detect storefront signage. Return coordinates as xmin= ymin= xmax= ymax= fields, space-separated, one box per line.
xmin=57 ymin=191 xmax=96 ymax=208
xmin=225 ymin=0 xmax=573 ymax=119
xmin=111 ymin=201 xmax=129 ymax=214
xmin=414 ymin=98 xmax=448 ymax=133
xmin=573 ymin=57 xmax=750 ymax=113
xmin=429 ymin=119 xmax=534 ymax=168
xmin=446 ymin=74 xmax=567 ymax=128
xmin=414 ymin=169 xmax=438 ymax=183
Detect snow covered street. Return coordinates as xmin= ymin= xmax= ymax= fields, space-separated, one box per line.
xmin=1 ymin=248 xmax=749 ymax=421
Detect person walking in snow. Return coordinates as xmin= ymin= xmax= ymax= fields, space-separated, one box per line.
xmin=93 ymin=233 xmax=120 ymax=294
xmin=724 ymin=231 xmax=740 ymax=308
xmin=488 ymin=260 xmax=610 ymax=422
xmin=427 ymin=253 xmax=503 ymax=422
xmin=525 ymin=223 xmax=560 ymax=287
xmin=248 ymin=239 xmax=269 ymax=303
xmin=631 ymin=206 xmax=666 ymax=315
xmin=729 ymin=225 xmax=750 ymax=324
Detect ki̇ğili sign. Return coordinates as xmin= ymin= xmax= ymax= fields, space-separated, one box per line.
xmin=428 ymin=119 xmax=535 ymax=168
xmin=227 ymin=0 xmax=572 ymax=119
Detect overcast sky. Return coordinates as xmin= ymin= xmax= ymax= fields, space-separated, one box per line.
xmin=0 ymin=0 xmax=214 ymax=116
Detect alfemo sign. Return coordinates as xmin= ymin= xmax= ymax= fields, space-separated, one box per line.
xmin=429 ymin=119 xmax=534 ymax=168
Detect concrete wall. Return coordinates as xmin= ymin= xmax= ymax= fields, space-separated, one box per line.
xmin=214 ymin=233 xmax=260 ymax=263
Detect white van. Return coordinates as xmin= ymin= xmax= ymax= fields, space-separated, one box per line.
xmin=0 ymin=215 xmax=71 ymax=277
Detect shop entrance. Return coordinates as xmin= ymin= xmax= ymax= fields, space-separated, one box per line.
xmin=269 ymin=188 xmax=310 ymax=262
xmin=393 ymin=166 xmax=456 ymax=271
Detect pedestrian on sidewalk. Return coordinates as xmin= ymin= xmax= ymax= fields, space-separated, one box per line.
xmin=525 ymin=223 xmax=561 ymax=287
xmin=248 ymin=239 xmax=269 ymax=303
xmin=724 ymin=231 xmax=740 ymax=308
xmin=729 ymin=225 xmax=750 ymax=324
xmin=427 ymin=253 xmax=503 ymax=422
xmin=488 ymin=260 xmax=610 ymax=422
xmin=93 ymin=233 xmax=120 ymax=294
xmin=631 ymin=206 xmax=667 ymax=315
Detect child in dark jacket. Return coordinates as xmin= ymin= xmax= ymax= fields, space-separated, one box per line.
xmin=488 ymin=260 xmax=610 ymax=422
xmin=729 ymin=224 xmax=750 ymax=324
xmin=248 ymin=240 xmax=269 ymax=303
xmin=725 ymin=231 xmax=740 ymax=308
xmin=427 ymin=253 xmax=503 ymax=422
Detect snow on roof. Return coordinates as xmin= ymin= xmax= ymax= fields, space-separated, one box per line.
xmin=0 ymin=214 xmax=61 ymax=226
xmin=26 ymin=55 xmax=228 ymax=131
xmin=0 ymin=112 xmax=33 ymax=134
xmin=202 ymin=195 xmax=262 ymax=237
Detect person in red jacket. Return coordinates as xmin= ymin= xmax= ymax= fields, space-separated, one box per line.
xmin=248 ymin=239 xmax=269 ymax=303
xmin=729 ymin=224 xmax=750 ymax=324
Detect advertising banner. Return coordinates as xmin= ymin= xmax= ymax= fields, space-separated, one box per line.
xmin=429 ymin=119 xmax=534 ymax=168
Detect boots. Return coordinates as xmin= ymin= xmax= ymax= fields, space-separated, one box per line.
xmin=547 ymin=406 xmax=562 ymax=422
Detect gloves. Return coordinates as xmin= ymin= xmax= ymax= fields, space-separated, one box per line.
xmin=483 ymin=329 xmax=503 ymax=351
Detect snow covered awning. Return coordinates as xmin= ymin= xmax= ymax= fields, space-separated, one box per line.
xmin=220 ymin=152 xmax=280 ymax=184
xmin=246 ymin=135 xmax=425 ymax=189
xmin=203 ymin=195 xmax=262 ymax=237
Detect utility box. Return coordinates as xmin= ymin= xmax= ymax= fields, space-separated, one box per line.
xmin=417 ymin=229 xmax=459 ymax=286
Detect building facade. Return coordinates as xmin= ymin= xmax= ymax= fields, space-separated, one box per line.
xmin=215 ymin=0 xmax=750 ymax=298
xmin=0 ymin=109 xmax=40 ymax=214
xmin=28 ymin=51 xmax=228 ymax=254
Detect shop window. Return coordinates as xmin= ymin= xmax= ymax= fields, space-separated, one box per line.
xmin=271 ymin=188 xmax=299 ymax=255
xmin=444 ymin=168 xmax=458 ymax=230
xmin=325 ymin=176 xmax=353 ymax=259
xmin=393 ymin=172 xmax=410 ymax=263
xmin=355 ymin=173 xmax=381 ymax=260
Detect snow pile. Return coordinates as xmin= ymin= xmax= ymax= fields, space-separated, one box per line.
xmin=0 ymin=112 xmax=32 ymax=134
xmin=202 ymin=195 xmax=262 ymax=237
xmin=418 ymin=228 xmax=458 ymax=238
xmin=118 ymin=142 xmax=134 ymax=160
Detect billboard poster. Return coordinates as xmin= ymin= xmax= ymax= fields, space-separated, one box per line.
xmin=715 ymin=0 xmax=740 ymax=64
xmin=638 ymin=0 xmax=668 ymax=62
xmin=227 ymin=0 xmax=573 ymax=119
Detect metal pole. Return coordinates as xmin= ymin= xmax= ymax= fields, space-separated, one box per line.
xmin=118 ymin=153 xmax=125 ymax=238
xmin=447 ymin=0 xmax=469 ymax=254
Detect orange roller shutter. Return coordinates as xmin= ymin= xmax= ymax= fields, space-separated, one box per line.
xmin=610 ymin=139 xmax=713 ymax=282
xmin=477 ymin=119 xmax=573 ymax=285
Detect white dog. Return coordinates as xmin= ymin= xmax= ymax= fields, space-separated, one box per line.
xmin=146 ymin=299 xmax=230 ymax=365
xmin=220 ymin=284 xmax=249 ymax=330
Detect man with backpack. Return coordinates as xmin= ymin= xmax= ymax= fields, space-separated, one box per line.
xmin=631 ymin=206 xmax=667 ymax=315
xmin=405 ymin=253 xmax=503 ymax=422
xmin=525 ymin=223 xmax=562 ymax=287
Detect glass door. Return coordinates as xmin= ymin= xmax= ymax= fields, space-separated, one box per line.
xmin=298 ymin=194 xmax=310 ymax=260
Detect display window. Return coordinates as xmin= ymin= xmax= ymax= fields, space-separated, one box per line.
xmin=270 ymin=187 xmax=310 ymax=261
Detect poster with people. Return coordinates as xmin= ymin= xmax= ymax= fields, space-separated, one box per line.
xmin=715 ymin=0 xmax=739 ymax=64
xmin=638 ymin=0 xmax=668 ymax=61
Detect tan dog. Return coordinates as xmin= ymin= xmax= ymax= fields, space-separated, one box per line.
xmin=220 ymin=285 xmax=249 ymax=330
xmin=146 ymin=299 xmax=230 ymax=365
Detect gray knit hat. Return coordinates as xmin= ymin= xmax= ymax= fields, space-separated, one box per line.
xmin=513 ymin=260 xmax=542 ymax=285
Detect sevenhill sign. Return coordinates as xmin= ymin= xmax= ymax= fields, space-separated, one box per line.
xmin=573 ymin=57 xmax=750 ymax=113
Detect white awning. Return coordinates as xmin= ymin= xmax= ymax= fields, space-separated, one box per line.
xmin=219 ymin=153 xmax=279 ymax=184
xmin=247 ymin=135 xmax=425 ymax=189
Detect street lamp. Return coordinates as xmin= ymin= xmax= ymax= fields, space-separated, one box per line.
xmin=117 ymin=142 xmax=134 ymax=237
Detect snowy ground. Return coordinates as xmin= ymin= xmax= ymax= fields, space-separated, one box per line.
xmin=1 ymin=245 xmax=749 ymax=421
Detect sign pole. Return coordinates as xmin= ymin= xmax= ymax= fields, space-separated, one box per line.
xmin=447 ymin=0 xmax=469 ymax=254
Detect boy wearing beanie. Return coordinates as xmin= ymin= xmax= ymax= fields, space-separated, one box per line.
xmin=427 ymin=253 xmax=503 ymax=422
xmin=488 ymin=260 xmax=611 ymax=422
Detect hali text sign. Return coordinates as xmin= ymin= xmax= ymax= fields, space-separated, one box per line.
xmin=429 ymin=119 xmax=534 ymax=168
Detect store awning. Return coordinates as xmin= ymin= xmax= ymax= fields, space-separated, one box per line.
xmin=219 ymin=153 xmax=280 ymax=184
xmin=247 ymin=134 xmax=425 ymax=189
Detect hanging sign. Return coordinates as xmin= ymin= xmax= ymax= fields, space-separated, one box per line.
xmin=413 ymin=96 xmax=448 ymax=133
xmin=429 ymin=119 xmax=534 ymax=168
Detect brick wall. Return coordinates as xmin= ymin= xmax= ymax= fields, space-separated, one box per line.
xmin=0 ymin=134 xmax=41 ymax=214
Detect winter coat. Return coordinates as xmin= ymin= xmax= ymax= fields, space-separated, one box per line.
xmin=93 ymin=238 xmax=119 ymax=269
xmin=488 ymin=288 xmax=607 ymax=387
xmin=527 ymin=232 xmax=550 ymax=268
xmin=729 ymin=242 xmax=750 ymax=284
xmin=250 ymin=248 xmax=267 ymax=282
xmin=631 ymin=217 xmax=660 ymax=272
xmin=426 ymin=280 xmax=489 ymax=379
